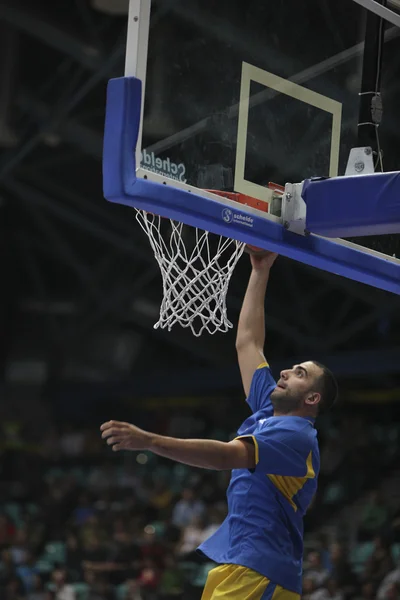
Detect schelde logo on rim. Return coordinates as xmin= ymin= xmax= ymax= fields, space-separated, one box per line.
xmin=141 ymin=149 xmax=187 ymax=182
xmin=222 ymin=208 xmax=254 ymax=228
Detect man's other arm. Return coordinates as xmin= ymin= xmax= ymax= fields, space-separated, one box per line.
xmin=101 ymin=420 xmax=256 ymax=470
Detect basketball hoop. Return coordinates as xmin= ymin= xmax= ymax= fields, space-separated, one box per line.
xmin=135 ymin=190 xmax=271 ymax=336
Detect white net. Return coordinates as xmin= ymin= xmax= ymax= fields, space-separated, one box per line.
xmin=136 ymin=210 xmax=245 ymax=336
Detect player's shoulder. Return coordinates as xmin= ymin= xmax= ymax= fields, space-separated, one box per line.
xmin=259 ymin=416 xmax=318 ymax=447
xmin=265 ymin=415 xmax=315 ymax=431
xmin=283 ymin=416 xmax=316 ymax=432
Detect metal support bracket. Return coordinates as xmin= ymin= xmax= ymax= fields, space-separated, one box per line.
xmin=345 ymin=147 xmax=375 ymax=176
xmin=282 ymin=182 xmax=307 ymax=236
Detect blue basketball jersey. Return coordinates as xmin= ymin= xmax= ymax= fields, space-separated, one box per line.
xmin=198 ymin=363 xmax=320 ymax=594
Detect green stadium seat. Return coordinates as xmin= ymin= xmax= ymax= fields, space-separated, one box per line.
xmin=35 ymin=558 xmax=53 ymax=574
xmin=43 ymin=541 xmax=66 ymax=564
xmin=349 ymin=542 xmax=374 ymax=574
xmin=190 ymin=562 xmax=216 ymax=587
xmin=322 ymin=482 xmax=345 ymax=505
xmin=4 ymin=503 xmax=20 ymax=524
xmin=116 ymin=583 xmax=128 ymax=600
xmin=392 ymin=543 xmax=400 ymax=562
xmin=72 ymin=582 xmax=89 ymax=600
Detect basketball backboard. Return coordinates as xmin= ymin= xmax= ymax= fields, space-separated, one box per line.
xmin=103 ymin=0 xmax=400 ymax=299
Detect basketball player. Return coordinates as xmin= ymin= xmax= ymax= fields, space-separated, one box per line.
xmin=100 ymin=252 xmax=338 ymax=599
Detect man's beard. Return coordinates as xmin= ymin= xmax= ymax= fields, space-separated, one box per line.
xmin=270 ymin=388 xmax=303 ymax=414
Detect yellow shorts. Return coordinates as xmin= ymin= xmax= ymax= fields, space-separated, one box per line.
xmin=201 ymin=564 xmax=300 ymax=600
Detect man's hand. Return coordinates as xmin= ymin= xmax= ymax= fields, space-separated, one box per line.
xmin=250 ymin=251 xmax=278 ymax=271
xmin=100 ymin=421 xmax=152 ymax=452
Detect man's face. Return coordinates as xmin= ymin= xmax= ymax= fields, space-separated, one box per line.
xmin=270 ymin=361 xmax=323 ymax=414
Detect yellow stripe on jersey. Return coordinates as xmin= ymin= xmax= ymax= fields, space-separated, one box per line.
xmin=235 ymin=435 xmax=260 ymax=465
xmin=267 ymin=451 xmax=315 ymax=511
xmin=257 ymin=361 xmax=269 ymax=369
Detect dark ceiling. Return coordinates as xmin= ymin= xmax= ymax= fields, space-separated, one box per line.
xmin=0 ymin=0 xmax=399 ymax=395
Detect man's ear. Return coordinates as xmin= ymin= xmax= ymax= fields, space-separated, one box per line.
xmin=305 ymin=392 xmax=321 ymax=407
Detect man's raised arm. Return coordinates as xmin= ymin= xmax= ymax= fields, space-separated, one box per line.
xmin=235 ymin=252 xmax=278 ymax=397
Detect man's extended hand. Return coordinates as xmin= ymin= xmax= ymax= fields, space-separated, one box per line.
xmin=250 ymin=251 xmax=278 ymax=271
xmin=100 ymin=420 xmax=151 ymax=452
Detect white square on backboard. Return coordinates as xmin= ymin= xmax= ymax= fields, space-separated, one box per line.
xmin=234 ymin=62 xmax=343 ymax=203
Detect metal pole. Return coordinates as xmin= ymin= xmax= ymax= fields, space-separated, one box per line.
xmin=357 ymin=0 xmax=387 ymax=152
xmin=124 ymin=0 xmax=151 ymax=170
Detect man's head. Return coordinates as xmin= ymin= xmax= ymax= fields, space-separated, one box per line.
xmin=271 ymin=360 xmax=338 ymax=417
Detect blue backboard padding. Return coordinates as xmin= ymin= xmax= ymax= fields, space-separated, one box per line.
xmin=303 ymin=172 xmax=400 ymax=237
xmin=103 ymin=77 xmax=400 ymax=295
xmin=103 ymin=75 xmax=142 ymax=200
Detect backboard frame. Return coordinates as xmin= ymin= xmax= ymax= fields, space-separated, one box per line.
xmin=234 ymin=61 xmax=343 ymax=203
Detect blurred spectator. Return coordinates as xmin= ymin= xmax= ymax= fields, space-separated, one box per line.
xmin=149 ymin=480 xmax=173 ymax=517
xmin=158 ymin=555 xmax=184 ymax=599
xmin=81 ymin=516 xmax=106 ymax=548
xmin=10 ymin=530 xmax=29 ymax=567
xmin=117 ymin=465 xmax=140 ymax=490
xmin=355 ymin=581 xmax=376 ymax=600
xmin=359 ymin=491 xmax=389 ymax=540
xmin=363 ymin=536 xmax=394 ymax=585
xmin=41 ymin=429 xmax=61 ymax=461
xmin=171 ymin=488 xmax=204 ymax=528
xmin=384 ymin=582 xmax=400 ymax=600
xmin=81 ymin=535 xmax=108 ymax=571
xmin=305 ymin=551 xmax=330 ymax=588
xmin=27 ymin=574 xmax=47 ymax=600
xmin=320 ymin=433 xmax=345 ymax=477
xmin=0 ymin=549 xmax=18 ymax=588
xmin=59 ymin=426 xmax=85 ymax=458
xmin=86 ymin=574 xmax=114 ymax=600
xmin=72 ymin=494 xmax=96 ymax=527
xmin=315 ymin=533 xmax=332 ymax=571
xmin=309 ymin=578 xmax=344 ymax=600
xmin=198 ymin=508 xmax=224 ymax=544
xmin=88 ymin=462 xmax=116 ymax=492
xmin=41 ymin=483 xmax=75 ymax=539
xmin=0 ymin=515 xmax=16 ymax=546
xmin=329 ymin=542 xmax=356 ymax=590
xmin=140 ymin=528 xmax=166 ymax=568
xmin=49 ymin=567 xmax=76 ymax=600
xmin=178 ymin=516 xmax=206 ymax=556
xmin=106 ymin=529 xmax=141 ymax=584
xmin=303 ymin=576 xmax=316 ymax=600
xmin=390 ymin=507 xmax=400 ymax=543
xmin=4 ymin=576 xmax=26 ymax=600
xmin=137 ymin=558 xmax=160 ymax=600
xmin=65 ymin=534 xmax=83 ymax=582
xmin=15 ymin=550 xmax=39 ymax=594
xmin=3 ymin=421 xmax=25 ymax=451
xmin=378 ymin=559 xmax=400 ymax=600
xmin=125 ymin=579 xmax=143 ymax=600
xmin=167 ymin=411 xmax=202 ymax=439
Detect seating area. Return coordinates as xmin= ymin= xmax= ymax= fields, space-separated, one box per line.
xmin=1 ymin=400 xmax=400 ymax=599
